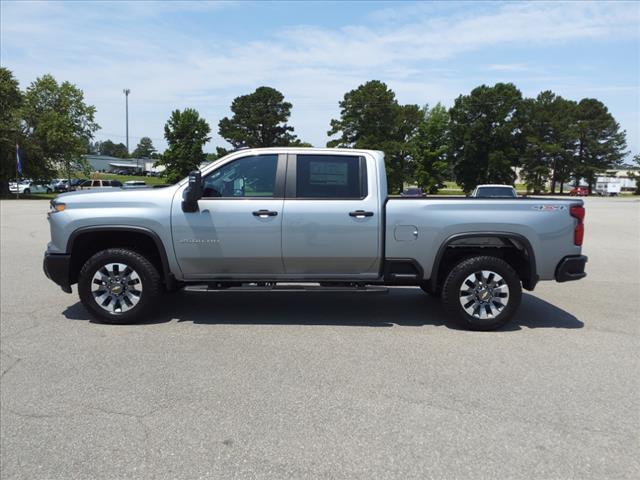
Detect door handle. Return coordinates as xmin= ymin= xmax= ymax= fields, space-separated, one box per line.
xmin=252 ymin=210 xmax=278 ymax=218
xmin=349 ymin=210 xmax=374 ymax=218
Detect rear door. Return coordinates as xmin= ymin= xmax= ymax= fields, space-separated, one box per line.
xmin=281 ymin=153 xmax=380 ymax=276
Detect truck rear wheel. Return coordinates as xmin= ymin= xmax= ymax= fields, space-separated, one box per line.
xmin=441 ymin=256 xmax=522 ymax=331
xmin=78 ymin=248 xmax=162 ymax=324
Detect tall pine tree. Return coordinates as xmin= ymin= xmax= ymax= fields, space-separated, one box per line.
xmin=573 ymin=99 xmax=627 ymax=193
xmin=219 ymin=87 xmax=297 ymax=148
xmin=328 ymin=80 xmax=420 ymax=193
xmin=412 ymin=103 xmax=450 ymax=194
xmin=449 ymin=83 xmax=524 ymax=193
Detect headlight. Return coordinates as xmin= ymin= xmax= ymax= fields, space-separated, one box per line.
xmin=48 ymin=200 xmax=65 ymax=216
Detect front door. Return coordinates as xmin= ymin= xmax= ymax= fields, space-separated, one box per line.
xmin=172 ymin=153 xmax=286 ymax=279
xmin=281 ymin=153 xmax=381 ymax=277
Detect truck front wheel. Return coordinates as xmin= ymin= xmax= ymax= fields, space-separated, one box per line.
xmin=78 ymin=248 xmax=162 ymax=324
xmin=441 ymin=256 xmax=522 ymax=331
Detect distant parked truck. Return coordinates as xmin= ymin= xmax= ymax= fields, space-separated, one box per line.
xmin=595 ymin=181 xmax=621 ymax=196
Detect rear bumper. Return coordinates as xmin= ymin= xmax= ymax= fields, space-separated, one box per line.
xmin=43 ymin=252 xmax=72 ymax=293
xmin=555 ymin=255 xmax=588 ymax=282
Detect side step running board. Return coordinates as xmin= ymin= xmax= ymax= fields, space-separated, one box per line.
xmin=185 ymin=283 xmax=389 ymax=294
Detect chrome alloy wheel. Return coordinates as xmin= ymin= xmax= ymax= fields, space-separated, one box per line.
xmin=459 ymin=270 xmax=510 ymax=320
xmin=91 ymin=263 xmax=143 ymax=314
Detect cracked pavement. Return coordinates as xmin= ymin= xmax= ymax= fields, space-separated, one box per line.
xmin=1 ymin=198 xmax=639 ymax=479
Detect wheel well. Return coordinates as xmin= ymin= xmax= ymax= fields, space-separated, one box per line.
xmin=432 ymin=236 xmax=536 ymax=291
xmin=68 ymin=230 xmax=166 ymax=286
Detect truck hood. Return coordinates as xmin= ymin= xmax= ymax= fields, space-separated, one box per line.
xmin=55 ymin=185 xmax=178 ymax=209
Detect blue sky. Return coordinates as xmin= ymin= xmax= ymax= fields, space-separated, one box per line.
xmin=1 ymin=0 xmax=639 ymax=158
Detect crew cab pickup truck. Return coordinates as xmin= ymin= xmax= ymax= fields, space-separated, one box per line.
xmin=44 ymin=148 xmax=587 ymax=330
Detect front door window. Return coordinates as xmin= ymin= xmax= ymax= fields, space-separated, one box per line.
xmin=203 ymin=155 xmax=278 ymax=198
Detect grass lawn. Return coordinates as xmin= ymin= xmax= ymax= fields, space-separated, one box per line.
xmin=93 ymin=173 xmax=169 ymax=186
xmin=1 ymin=193 xmax=57 ymax=200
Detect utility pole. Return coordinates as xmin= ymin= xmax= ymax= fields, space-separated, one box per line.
xmin=123 ymin=89 xmax=130 ymax=153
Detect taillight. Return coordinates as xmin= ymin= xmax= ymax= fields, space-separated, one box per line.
xmin=570 ymin=205 xmax=585 ymax=246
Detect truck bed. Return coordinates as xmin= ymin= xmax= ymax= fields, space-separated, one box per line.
xmin=385 ymin=197 xmax=584 ymax=281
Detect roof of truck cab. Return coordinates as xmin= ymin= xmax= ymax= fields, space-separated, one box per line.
xmin=227 ymin=147 xmax=384 ymax=157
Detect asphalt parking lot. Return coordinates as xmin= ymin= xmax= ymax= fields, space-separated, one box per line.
xmin=1 ymin=197 xmax=638 ymax=479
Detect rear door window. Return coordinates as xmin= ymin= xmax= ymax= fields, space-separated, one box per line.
xmin=295 ymin=155 xmax=366 ymax=199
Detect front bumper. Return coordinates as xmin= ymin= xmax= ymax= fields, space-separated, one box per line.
xmin=43 ymin=252 xmax=72 ymax=293
xmin=555 ymin=255 xmax=588 ymax=282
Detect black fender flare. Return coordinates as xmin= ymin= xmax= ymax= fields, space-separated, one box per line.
xmin=66 ymin=225 xmax=175 ymax=287
xmin=429 ymin=232 xmax=538 ymax=291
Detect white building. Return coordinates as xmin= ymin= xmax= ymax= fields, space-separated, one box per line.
xmin=513 ymin=166 xmax=637 ymax=191
xmin=594 ymin=169 xmax=638 ymax=191
xmin=83 ymin=155 xmax=165 ymax=174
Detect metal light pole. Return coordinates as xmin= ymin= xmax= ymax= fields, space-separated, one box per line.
xmin=123 ymin=89 xmax=130 ymax=153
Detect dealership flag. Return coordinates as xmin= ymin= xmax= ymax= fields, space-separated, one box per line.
xmin=16 ymin=144 xmax=22 ymax=176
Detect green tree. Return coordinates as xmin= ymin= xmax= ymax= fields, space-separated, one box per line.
xmin=219 ymin=86 xmax=297 ymax=148
xmin=412 ymin=103 xmax=450 ymax=194
xmin=390 ymin=104 xmax=422 ymax=193
xmin=626 ymin=154 xmax=640 ymax=195
xmin=327 ymin=80 xmax=420 ymax=193
xmin=290 ymin=140 xmax=314 ymax=147
xmin=520 ymin=92 xmax=579 ymax=193
xmin=22 ymin=74 xmax=100 ymax=182
xmin=548 ymin=98 xmax=579 ymax=193
xmin=85 ymin=139 xmax=101 ymax=154
xmin=0 ymin=67 xmax=23 ymax=194
xmin=573 ymin=98 xmax=627 ymax=194
xmin=156 ymin=108 xmax=211 ymax=183
xmin=99 ymin=139 xmax=128 ymax=158
xmin=449 ymin=83 xmax=524 ymax=193
xmin=132 ymin=136 xmax=157 ymax=158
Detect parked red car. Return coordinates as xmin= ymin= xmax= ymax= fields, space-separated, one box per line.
xmin=569 ymin=186 xmax=589 ymax=196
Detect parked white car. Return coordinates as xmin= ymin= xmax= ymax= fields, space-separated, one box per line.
xmin=9 ymin=180 xmax=53 ymax=194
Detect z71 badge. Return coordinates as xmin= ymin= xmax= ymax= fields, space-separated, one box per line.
xmin=532 ymin=205 xmax=567 ymax=211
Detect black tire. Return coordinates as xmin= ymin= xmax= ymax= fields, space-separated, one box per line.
xmin=441 ymin=256 xmax=522 ymax=331
xmin=78 ymin=248 xmax=162 ymax=324
xmin=24 ymin=188 xmax=30 ymax=194
xmin=46 ymin=188 xmax=52 ymax=193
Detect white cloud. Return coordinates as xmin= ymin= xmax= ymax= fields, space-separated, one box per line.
xmin=488 ymin=63 xmax=530 ymax=72
xmin=1 ymin=0 xmax=638 ymax=151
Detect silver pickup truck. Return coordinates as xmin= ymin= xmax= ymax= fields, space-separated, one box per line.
xmin=43 ymin=148 xmax=587 ymax=330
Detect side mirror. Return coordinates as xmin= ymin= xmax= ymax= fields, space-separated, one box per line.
xmin=182 ymin=171 xmax=203 ymax=212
